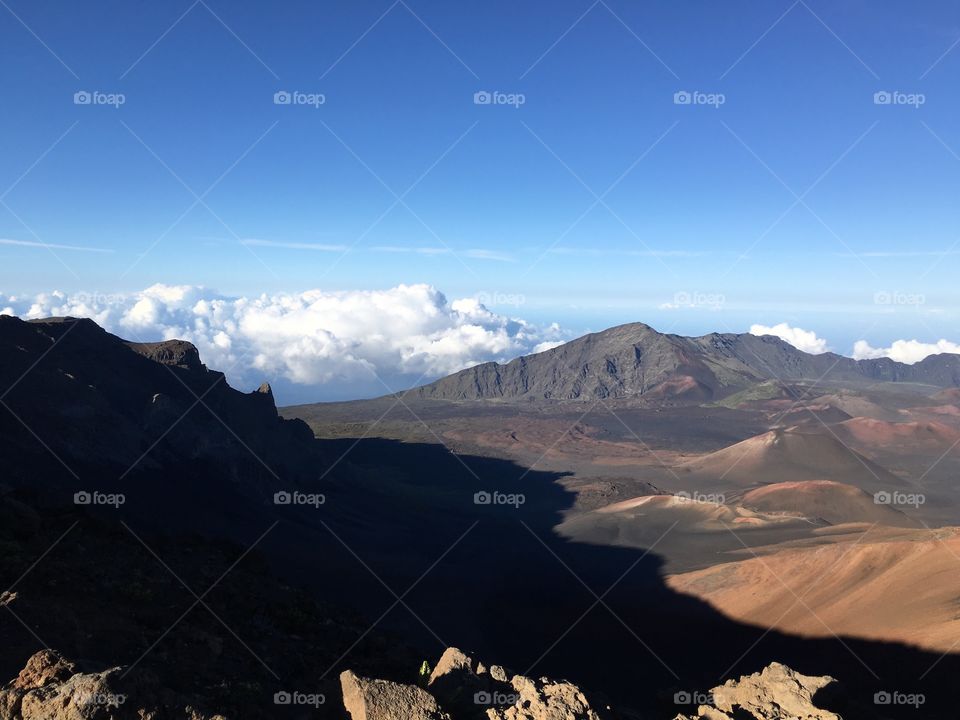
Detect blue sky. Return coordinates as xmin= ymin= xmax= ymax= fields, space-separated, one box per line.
xmin=2 ymin=1 xmax=959 ymax=399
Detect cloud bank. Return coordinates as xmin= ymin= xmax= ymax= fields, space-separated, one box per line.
xmin=2 ymin=284 xmax=564 ymax=403
xmin=852 ymin=338 xmax=960 ymax=364
xmin=752 ymin=322 xmax=960 ymax=365
xmin=5 ymin=292 xmax=958 ymax=403
xmin=749 ymin=323 xmax=830 ymax=354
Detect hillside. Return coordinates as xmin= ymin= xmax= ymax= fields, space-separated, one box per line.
xmin=0 ymin=315 xmax=320 ymax=504
xmin=668 ymin=528 xmax=960 ymax=653
xmin=677 ymin=428 xmax=907 ymax=491
xmin=412 ymin=322 xmax=960 ymax=402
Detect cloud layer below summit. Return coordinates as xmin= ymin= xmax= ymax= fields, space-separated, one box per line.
xmin=1 ymin=284 xmax=564 ymax=399
xmin=2 ymin=287 xmax=956 ymax=401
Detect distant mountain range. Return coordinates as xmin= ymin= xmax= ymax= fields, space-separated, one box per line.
xmin=414 ymin=322 xmax=960 ymax=402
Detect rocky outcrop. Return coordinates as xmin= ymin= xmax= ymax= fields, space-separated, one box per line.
xmin=126 ymin=340 xmax=204 ymax=371
xmin=674 ymin=662 xmax=840 ymax=720
xmin=0 ymin=645 xmax=844 ymax=720
xmin=341 ymin=670 xmax=451 ymax=720
xmin=0 ymin=650 xmax=227 ymax=720
xmin=426 ymin=647 xmax=485 ymax=711
xmin=341 ymin=647 xmax=611 ymax=720
xmin=341 ymin=649 xmax=845 ymax=720
xmin=486 ymin=674 xmax=606 ymax=720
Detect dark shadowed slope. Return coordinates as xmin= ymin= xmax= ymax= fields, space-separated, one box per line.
xmin=0 ymin=315 xmax=321 ymax=522
xmin=6 ymin=316 xmax=960 ymax=718
xmin=413 ymin=322 xmax=960 ymax=402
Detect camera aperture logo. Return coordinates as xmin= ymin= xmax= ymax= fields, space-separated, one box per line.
xmin=874 ymin=90 xmax=925 ymax=108
xmin=74 ymin=490 xmax=125 ymax=508
xmin=662 ymin=290 xmax=726 ymax=310
xmin=677 ymin=490 xmax=726 ymax=505
xmin=673 ymin=690 xmax=714 ymax=706
xmin=474 ymin=690 xmax=520 ymax=705
xmin=874 ymin=690 xmax=924 ymax=708
xmin=475 ymin=290 xmax=525 ymax=308
xmin=873 ymin=290 xmax=925 ymax=307
xmin=474 ymin=90 xmax=525 ymax=108
xmin=72 ymin=291 xmax=126 ymax=307
xmin=74 ymin=90 xmax=125 ymax=108
xmin=874 ymin=490 xmax=924 ymax=509
xmin=274 ymin=90 xmax=326 ymax=108
xmin=473 ymin=490 xmax=525 ymax=508
xmin=274 ymin=690 xmax=325 ymax=707
xmin=274 ymin=490 xmax=326 ymax=508
xmin=673 ymin=90 xmax=725 ymax=108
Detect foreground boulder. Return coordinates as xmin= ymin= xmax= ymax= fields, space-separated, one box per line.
xmin=0 ymin=650 xmax=123 ymax=720
xmin=340 ymin=670 xmax=451 ymax=720
xmin=675 ymin=662 xmax=840 ymax=720
xmin=0 ymin=650 xmax=226 ymax=720
xmin=486 ymin=674 xmax=606 ymax=720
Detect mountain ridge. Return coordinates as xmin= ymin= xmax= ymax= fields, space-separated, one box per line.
xmin=412 ymin=321 xmax=960 ymax=402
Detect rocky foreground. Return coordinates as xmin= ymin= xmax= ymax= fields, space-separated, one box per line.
xmin=0 ymin=645 xmax=843 ymax=719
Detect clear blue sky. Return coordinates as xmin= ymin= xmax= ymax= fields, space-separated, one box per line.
xmin=2 ymin=0 xmax=959 ymax=365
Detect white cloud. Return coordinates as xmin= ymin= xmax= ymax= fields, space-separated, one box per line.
xmin=549 ymin=247 xmax=704 ymax=258
xmin=532 ymin=340 xmax=565 ymax=353
xmin=461 ymin=249 xmax=513 ymax=262
xmin=0 ymin=238 xmax=112 ymax=253
xmin=241 ymin=239 xmax=348 ymax=251
xmin=370 ymin=246 xmax=514 ymax=262
xmin=371 ymin=246 xmax=451 ymax=256
xmin=749 ymin=323 xmax=830 ymax=354
xmin=6 ymin=284 xmax=565 ymax=401
xmin=852 ymin=338 xmax=960 ymax=364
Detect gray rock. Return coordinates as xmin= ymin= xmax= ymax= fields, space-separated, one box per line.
xmin=341 ymin=670 xmax=451 ymax=720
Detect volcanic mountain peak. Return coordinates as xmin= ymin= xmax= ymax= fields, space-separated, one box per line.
xmin=413 ymin=321 xmax=960 ymax=403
